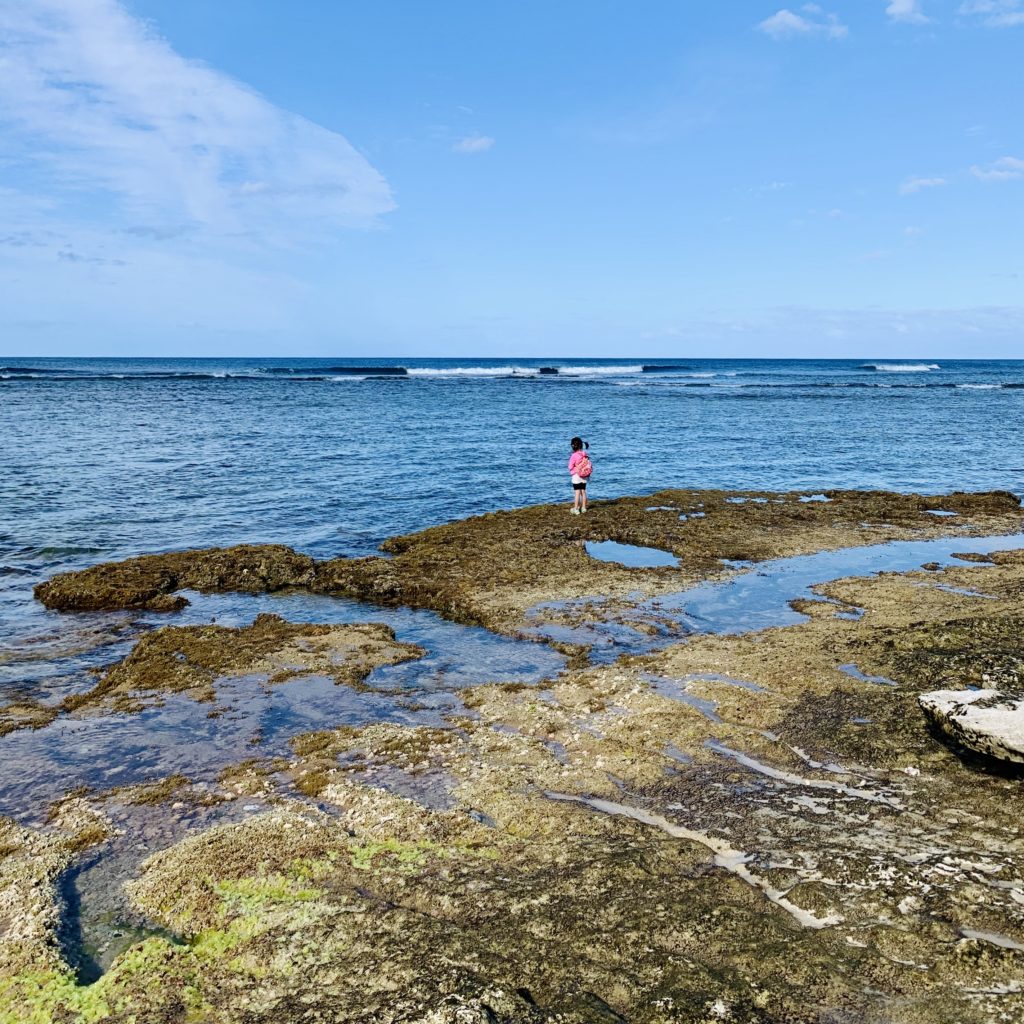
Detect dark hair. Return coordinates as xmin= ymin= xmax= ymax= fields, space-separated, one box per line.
xmin=570 ymin=436 xmax=589 ymax=451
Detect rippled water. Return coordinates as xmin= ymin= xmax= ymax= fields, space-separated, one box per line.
xmin=3 ymin=357 xmax=1023 ymax=576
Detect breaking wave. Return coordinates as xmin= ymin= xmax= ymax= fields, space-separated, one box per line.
xmin=860 ymin=363 xmax=940 ymax=372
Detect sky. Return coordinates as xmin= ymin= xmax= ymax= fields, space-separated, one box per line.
xmin=0 ymin=0 xmax=1022 ymax=358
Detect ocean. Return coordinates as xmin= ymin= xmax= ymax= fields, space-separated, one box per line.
xmin=3 ymin=357 xmax=1023 ymax=576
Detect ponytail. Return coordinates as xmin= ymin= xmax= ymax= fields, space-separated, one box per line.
xmin=570 ymin=436 xmax=589 ymax=452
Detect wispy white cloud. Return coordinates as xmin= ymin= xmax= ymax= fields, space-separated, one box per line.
xmin=899 ymin=175 xmax=947 ymax=194
xmin=886 ymin=0 xmax=930 ymax=23
xmin=971 ymin=156 xmax=1024 ymax=181
xmin=959 ymin=0 xmax=1024 ymax=26
xmin=758 ymin=6 xmax=849 ymax=39
xmin=452 ymin=135 xmax=496 ymax=154
xmin=0 ymin=0 xmax=394 ymax=240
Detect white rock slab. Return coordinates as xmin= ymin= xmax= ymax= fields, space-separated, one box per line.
xmin=919 ymin=689 xmax=1024 ymax=764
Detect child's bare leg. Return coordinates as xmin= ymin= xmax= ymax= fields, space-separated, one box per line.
xmin=581 ymin=486 xmax=588 ymax=511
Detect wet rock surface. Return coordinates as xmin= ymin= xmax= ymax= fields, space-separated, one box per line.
xmin=0 ymin=800 xmax=109 ymax=978
xmin=31 ymin=490 xmax=1024 ymax=638
xmin=4 ymin=490 xmax=1024 ymax=1022
xmin=34 ymin=544 xmax=316 ymax=612
xmin=318 ymin=488 xmax=1023 ymax=636
xmin=920 ymin=689 xmax=1024 ymax=764
xmin=60 ymin=613 xmax=424 ymax=714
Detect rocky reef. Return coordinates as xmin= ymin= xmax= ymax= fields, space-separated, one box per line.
xmin=34 ymin=544 xmax=316 ymax=612
xmin=4 ymin=490 xmax=1024 ymax=1022
xmin=33 ymin=491 xmax=1023 ymax=639
xmin=61 ymin=613 xmax=424 ymax=714
xmin=920 ymin=689 xmax=1024 ymax=765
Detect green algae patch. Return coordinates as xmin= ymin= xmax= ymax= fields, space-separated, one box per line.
xmin=0 ymin=968 xmax=111 ymax=1024
xmin=214 ymin=874 xmax=324 ymax=913
xmin=0 ymin=932 xmax=274 ymax=1024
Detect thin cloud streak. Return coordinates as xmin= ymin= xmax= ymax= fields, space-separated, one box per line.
xmin=971 ymin=156 xmax=1024 ymax=181
xmin=959 ymin=0 xmax=1024 ymax=27
xmin=452 ymin=135 xmax=496 ymax=154
xmin=899 ymin=175 xmax=947 ymax=194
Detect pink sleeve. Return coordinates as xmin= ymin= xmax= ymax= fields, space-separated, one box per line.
xmin=568 ymin=452 xmax=580 ymax=472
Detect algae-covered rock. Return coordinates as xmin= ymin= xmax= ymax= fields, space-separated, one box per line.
xmin=312 ymin=488 xmax=1024 ymax=636
xmin=865 ymin=614 xmax=1024 ymax=693
xmin=34 ymin=543 xmax=316 ymax=611
xmin=920 ymin=688 xmax=1024 ymax=763
xmin=13 ymin=493 xmax=1024 ymax=1023
xmin=0 ymin=801 xmax=109 ymax=978
xmin=64 ymin=613 xmax=424 ymax=712
xmin=0 ymin=702 xmax=58 ymax=738
xmin=34 ymin=491 xmax=1024 ymax=635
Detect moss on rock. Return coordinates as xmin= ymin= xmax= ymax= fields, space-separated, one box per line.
xmin=34 ymin=544 xmax=317 ymax=612
xmin=63 ymin=613 xmax=424 ymax=713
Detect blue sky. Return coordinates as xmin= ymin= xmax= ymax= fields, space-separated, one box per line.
xmin=0 ymin=0 xmax=1022 ymax=357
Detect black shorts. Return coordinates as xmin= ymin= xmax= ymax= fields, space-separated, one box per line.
xmin=573 ymin=481 xmax=587 ymax=491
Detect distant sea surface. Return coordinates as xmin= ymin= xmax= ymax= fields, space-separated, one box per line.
xmin=2 ymin=356 xmax=1024 ymax=629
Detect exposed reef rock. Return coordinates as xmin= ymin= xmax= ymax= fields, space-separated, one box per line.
xmin=32 ymin=490 xmax=1024 ymax=640
xmin=317 ymin=489 xmax=1024 ymax=635
xmin=34 ymin=544 xmax=316 ymax=612
xmin=8 ymin=490 xmax=1024 ymax=1022
xmin=63 ymin=613 xmax=424 ymax=713
xmin=0 ymin=701 xmax=58 ymax=737
xmin=920 ymin=688 xmax=1024 ymax=764
xmin=0 ymin=800 xmax=109 ymax=979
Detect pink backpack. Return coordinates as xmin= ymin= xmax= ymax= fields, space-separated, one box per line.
xmin=577 ymin=453 xmax=593 ymax=478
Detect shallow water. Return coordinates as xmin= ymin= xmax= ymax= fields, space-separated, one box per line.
xmin=652 ymin=533 xmax=1024 ymax=637
xmin=0 ymin=588 xmax=565 ymax=820
xmin=527 ymin=531 xmax=1024 ymax=659
xmin=642 ymin=674 xmax=722 ymax=722
xmin=585 ymin=540 xmax=679 ymax=568
xmin=0 ymin=674 xmax=466 ymax=822
xmin=840 ymin=664 xmax=899 ymax=688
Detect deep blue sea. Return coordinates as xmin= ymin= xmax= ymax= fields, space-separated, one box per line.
xmin=3 ymin=356 xmax=1024 ymax=575
xmin=2 ymin=355 xmax=1024 ymax=818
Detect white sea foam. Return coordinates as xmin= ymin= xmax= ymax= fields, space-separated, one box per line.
xmin=861 ymin=363 xmax=940 ymax=372
xmin=556 ymin=365 xmax=644 ymax=376
xmin=405 ymin=364 xmax=642 ymax=377
xmin=406 ymin=366 xmax=537 ymax=377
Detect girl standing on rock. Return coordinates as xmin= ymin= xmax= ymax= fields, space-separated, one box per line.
xmin=567 ymin=437 xmax=592 ymax=515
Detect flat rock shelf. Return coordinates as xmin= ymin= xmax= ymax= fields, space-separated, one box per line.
xmin=3 ymin=488 xmax=1024 ymax=1024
